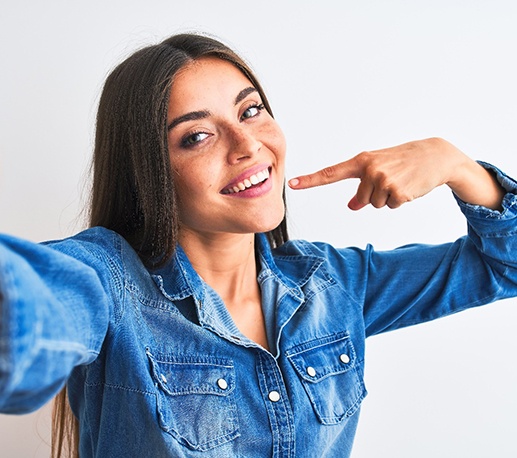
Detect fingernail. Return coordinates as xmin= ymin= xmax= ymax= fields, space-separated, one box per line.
xmin=288 ymin=178 xmax=300 ymax=187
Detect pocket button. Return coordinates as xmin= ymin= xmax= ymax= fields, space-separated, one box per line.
xmin=306 ymin=366 xmax=317 ymax=377
xmin=217 ymin=378 xmax=228 ymax=390
xmin=339 ymin=354 xmax=350 ymax=364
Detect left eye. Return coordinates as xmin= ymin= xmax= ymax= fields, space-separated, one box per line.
xmin=241 ymin=104 xmax=265 ymax=120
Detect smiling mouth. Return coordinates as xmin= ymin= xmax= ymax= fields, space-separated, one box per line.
xmin=221 ymin=167 xmax=270 ymax=194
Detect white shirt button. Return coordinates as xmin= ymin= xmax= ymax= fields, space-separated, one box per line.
xmin=268 ymin=390 xmax=281 ymax=402
xmin=306 ymin=366 xmax=316 ymax=377
xmin=339 ymin=353 xmax=350 ymax=364
xmin=217 ymin=378 xmax=228 ymax=390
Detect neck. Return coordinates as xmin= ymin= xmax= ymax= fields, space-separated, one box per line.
xmin=178 ymin=228 xmax=259 ymax=306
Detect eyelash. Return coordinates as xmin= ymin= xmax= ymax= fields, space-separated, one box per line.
xmin=179 ymin=103 xmax=266 ymax=149
xmin=180 ymin=132 xmax=210 ymax=148
xmin=241 ymin=103 xmax=265 ymax=120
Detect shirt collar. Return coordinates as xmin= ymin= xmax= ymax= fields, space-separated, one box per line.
xmin=151 ymin=233 xmax=325 ymax=302
xmin=150 ymin=234 xmax=327 ymax=352
xmin=256 ymin=233 xmax=325 ymax=296
xmin=150 ymin=243 xmax=206 ymax=304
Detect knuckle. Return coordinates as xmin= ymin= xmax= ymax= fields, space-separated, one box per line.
xmin=387 ymin=191 xmax=403 ymax=207
xmin=321 ymin=166 xmax=336 ymax=180
xmin=389 ymin=189 xmax=412 ymax=206
xmin=427 ymin=136 xmax=444 ymax=146
xmin=319 ymin=165 xmax=337 ymax=183
xmin=376 ymin=172 xmax=391 ymax=188
xmin=356 ymin=151 xmax=372 ymax=166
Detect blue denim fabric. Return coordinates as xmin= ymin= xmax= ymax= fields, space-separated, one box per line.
xmin=1 ymin=163 xmax=517 ymax=457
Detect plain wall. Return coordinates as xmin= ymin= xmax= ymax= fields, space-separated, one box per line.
xmin=1 ymin=1 xmax=516 ymax=456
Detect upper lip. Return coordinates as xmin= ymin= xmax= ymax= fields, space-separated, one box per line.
xmin=221 ymin=163 xmax=271 ymax=194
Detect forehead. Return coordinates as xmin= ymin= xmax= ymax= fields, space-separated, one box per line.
xmin=168 ymin=57 xmax=254 ymax=114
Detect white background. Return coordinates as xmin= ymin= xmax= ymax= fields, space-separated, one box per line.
xmin=1 ymin=1 xmax=516 ymax=457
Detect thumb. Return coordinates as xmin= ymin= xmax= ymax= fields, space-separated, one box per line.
xmin=288 ymin=156 xmax=361 ymax=190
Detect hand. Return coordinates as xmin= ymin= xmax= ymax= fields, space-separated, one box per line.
xmin=288 ymin=137 xmax=505 ymax=211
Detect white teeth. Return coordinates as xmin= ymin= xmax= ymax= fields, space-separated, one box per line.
xmin=260 ymin=169 xmax=270 ymax=179
xmin=224 ymin=168 xmax=270 ymax=194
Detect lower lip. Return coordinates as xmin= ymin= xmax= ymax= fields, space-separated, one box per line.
xmin=223 ymin=176 xmax=273 ymax=198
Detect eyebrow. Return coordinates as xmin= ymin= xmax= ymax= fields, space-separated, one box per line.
xmin=167 ymin=86 xmax=258 ymax=131
xmin=167 ymin=110 xmax=210 ymax=131
xmin=234 ymin=86 xmax=257 ymax=105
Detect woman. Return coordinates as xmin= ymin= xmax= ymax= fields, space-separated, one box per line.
xmin=0 ymin=33 xmax=516 ymax=457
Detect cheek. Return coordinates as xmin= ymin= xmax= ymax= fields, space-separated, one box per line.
xmin=263 ymin=122 xmax=287 ymax=160
xmin=176 ymin=176 xmax=205 ymax=202
xmin=172 ymin=160 xmax=216 ymax=206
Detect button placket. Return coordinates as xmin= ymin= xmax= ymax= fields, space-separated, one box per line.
xmin=268 ymin=390 xmax=281 ymax=402
xmin=256 ymin=352 xmax=296 ymax=456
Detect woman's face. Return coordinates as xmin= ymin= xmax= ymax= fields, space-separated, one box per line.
xmin=167 ymin=57 xmax=286 ymax=239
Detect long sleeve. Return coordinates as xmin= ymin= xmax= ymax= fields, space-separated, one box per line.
xmin=0 ymin=228 xmax=120 ymax=413
xmin=363 ymin=162 xmax=517 ymax=336
xmin=304 ymin=163 xmax=517 ymax=338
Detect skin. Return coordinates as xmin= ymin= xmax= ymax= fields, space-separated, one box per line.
xmin=167 ymin=58 xmax=505 ymax=349
xmin=167 ymin=57 xmax=286 ymax=349
xmin=288 ymin=137 xmax=505 ymax=211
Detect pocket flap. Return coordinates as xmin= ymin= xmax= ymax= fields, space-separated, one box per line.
xmin=286 ymin=331 xmax=357 ymax=383
xmin=146 ymin=349 xmax=235 ymax=397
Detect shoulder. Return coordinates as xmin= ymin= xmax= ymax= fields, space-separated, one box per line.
xmin=1 ymin=227 xmax=126 ymax=274
xmin=274 ymin=238 xmax=372 ymax=267
xmin=44 ymin=227 xmax=146 ymax=284
xmin=271 ymin=239 xmax=373 ymax=293
xmin=44 ymin=227 xmax=135 ymax=262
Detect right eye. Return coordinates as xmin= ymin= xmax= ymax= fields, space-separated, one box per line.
xmin=180 ymin=132 xmax=210 ymax=148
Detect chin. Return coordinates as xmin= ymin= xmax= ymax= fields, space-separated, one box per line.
xmin=253 ymin=209 xmax=285 ymax=234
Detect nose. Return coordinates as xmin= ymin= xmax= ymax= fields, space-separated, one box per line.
xmin=226 ymin=125 xmax=262 ymax=164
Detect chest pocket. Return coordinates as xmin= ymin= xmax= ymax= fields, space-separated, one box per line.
xmin=286 ymin=331 xmax=367 ymax=425
xmin=146 ymin=349 xmax=240 ymax=451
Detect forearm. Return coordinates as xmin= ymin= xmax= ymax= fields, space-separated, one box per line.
xmin=0 ymin=235 xmax=109 ymax=413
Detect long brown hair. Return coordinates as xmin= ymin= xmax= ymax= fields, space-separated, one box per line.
xmin=51 ymin=33 xmax=288 ymax=456
xmin=90 ymin=32 xmax=287 ymax=267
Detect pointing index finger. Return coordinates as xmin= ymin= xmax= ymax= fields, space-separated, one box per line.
xmin=288 ymin=156 xmax=362 ymax=190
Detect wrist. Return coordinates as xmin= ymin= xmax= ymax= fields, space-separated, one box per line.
xmin=447 ymin=159 xmax=505 ymax=211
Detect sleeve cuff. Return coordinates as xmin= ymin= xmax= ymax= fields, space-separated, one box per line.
xmin=454 ymin=161 xmax=517 ymax=221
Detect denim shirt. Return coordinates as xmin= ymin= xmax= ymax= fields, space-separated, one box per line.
xmin=1 ymin=163 xmax=517 ymax=457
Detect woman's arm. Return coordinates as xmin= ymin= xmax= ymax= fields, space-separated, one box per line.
xmin=289 ymin=138 xmax=517 ymax=335
xmin=0 ymin=230 xmax=118 ymax=413
xmin=288 ymin=137 xmax=506 ymax=211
